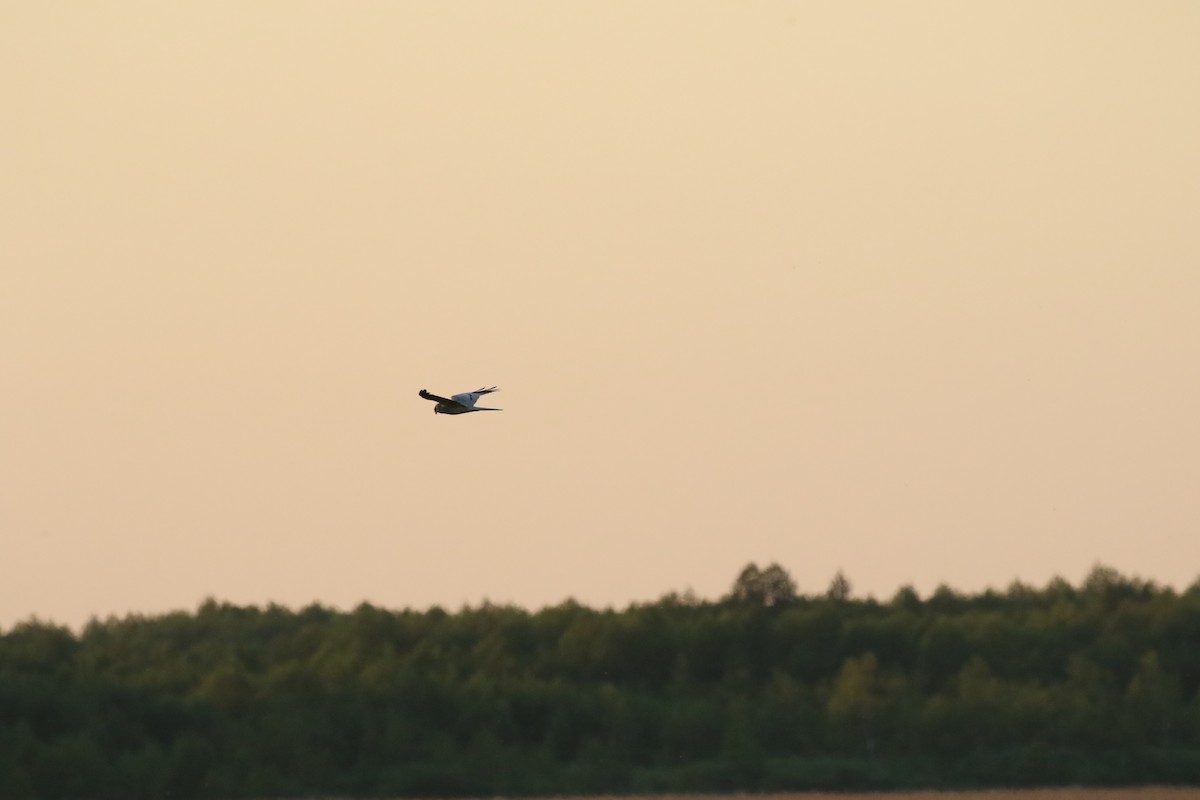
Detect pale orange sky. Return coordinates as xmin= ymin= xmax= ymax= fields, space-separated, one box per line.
xmin=3 ymin=2 xmax=1199 ymax=630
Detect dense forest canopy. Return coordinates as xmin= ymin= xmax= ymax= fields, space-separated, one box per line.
xmin=3 ymin=564 xmax=1200 ymax=799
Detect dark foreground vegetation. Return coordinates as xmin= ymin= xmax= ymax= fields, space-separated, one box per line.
xmin=3 ymin=564 xmax=1200 ymax=799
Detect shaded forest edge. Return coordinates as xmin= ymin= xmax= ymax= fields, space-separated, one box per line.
xmin=3 ymin=564 xmax=1200 ymax=799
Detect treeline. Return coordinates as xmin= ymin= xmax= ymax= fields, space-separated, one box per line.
xmin=3 ymin=564 xmax=1200 ymax=799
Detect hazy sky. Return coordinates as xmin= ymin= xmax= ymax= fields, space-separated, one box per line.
xmin=4 ymin=2 xmax=1199 ymax=630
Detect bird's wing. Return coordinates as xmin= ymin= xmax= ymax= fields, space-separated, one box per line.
xmin=451 ymin=387 xmax=498 ymax=407
xmin=419 ymin=389 xmax=461 ymax=406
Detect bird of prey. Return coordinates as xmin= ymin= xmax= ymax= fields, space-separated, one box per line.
xmin=419 ymin=387 xmax=502 ymax=415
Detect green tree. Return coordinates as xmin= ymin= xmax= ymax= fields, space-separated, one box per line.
xmin=827 ymin=652 xmax=889 ymax=753
xmin=729 ymin=562 xmax=797 ymax=607
xmin=890 ymin=585 xmax=922 ymax=613
xmin=1123 ymin=650 xmax=1180 ymax=744
xmin=826 ymin=570 xmax=852 ymax=602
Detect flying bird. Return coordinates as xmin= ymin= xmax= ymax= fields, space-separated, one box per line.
xmin=419 ymin=387 xmax=502 ymax=415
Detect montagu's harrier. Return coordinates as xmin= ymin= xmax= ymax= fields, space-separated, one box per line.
xmin=419 ymin=387 xmax=502 ymax=415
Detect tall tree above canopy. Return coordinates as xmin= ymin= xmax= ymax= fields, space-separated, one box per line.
xmin=827 ymin=570 xmax=853 ymax=602
xmin=729 ymin=563 xmax=797 ymax=607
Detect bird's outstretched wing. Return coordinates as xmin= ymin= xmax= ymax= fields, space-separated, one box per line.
xmin=419 ymin=389 xmax=461 ymax=406
xmin=452 ymin=387 xmax=499 ymax=407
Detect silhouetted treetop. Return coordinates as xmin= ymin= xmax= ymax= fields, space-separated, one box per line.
xmin=728 ymin=562 xmax=797 ymax=607
xmin=826 ymin=570 xmax=853 ymax=602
